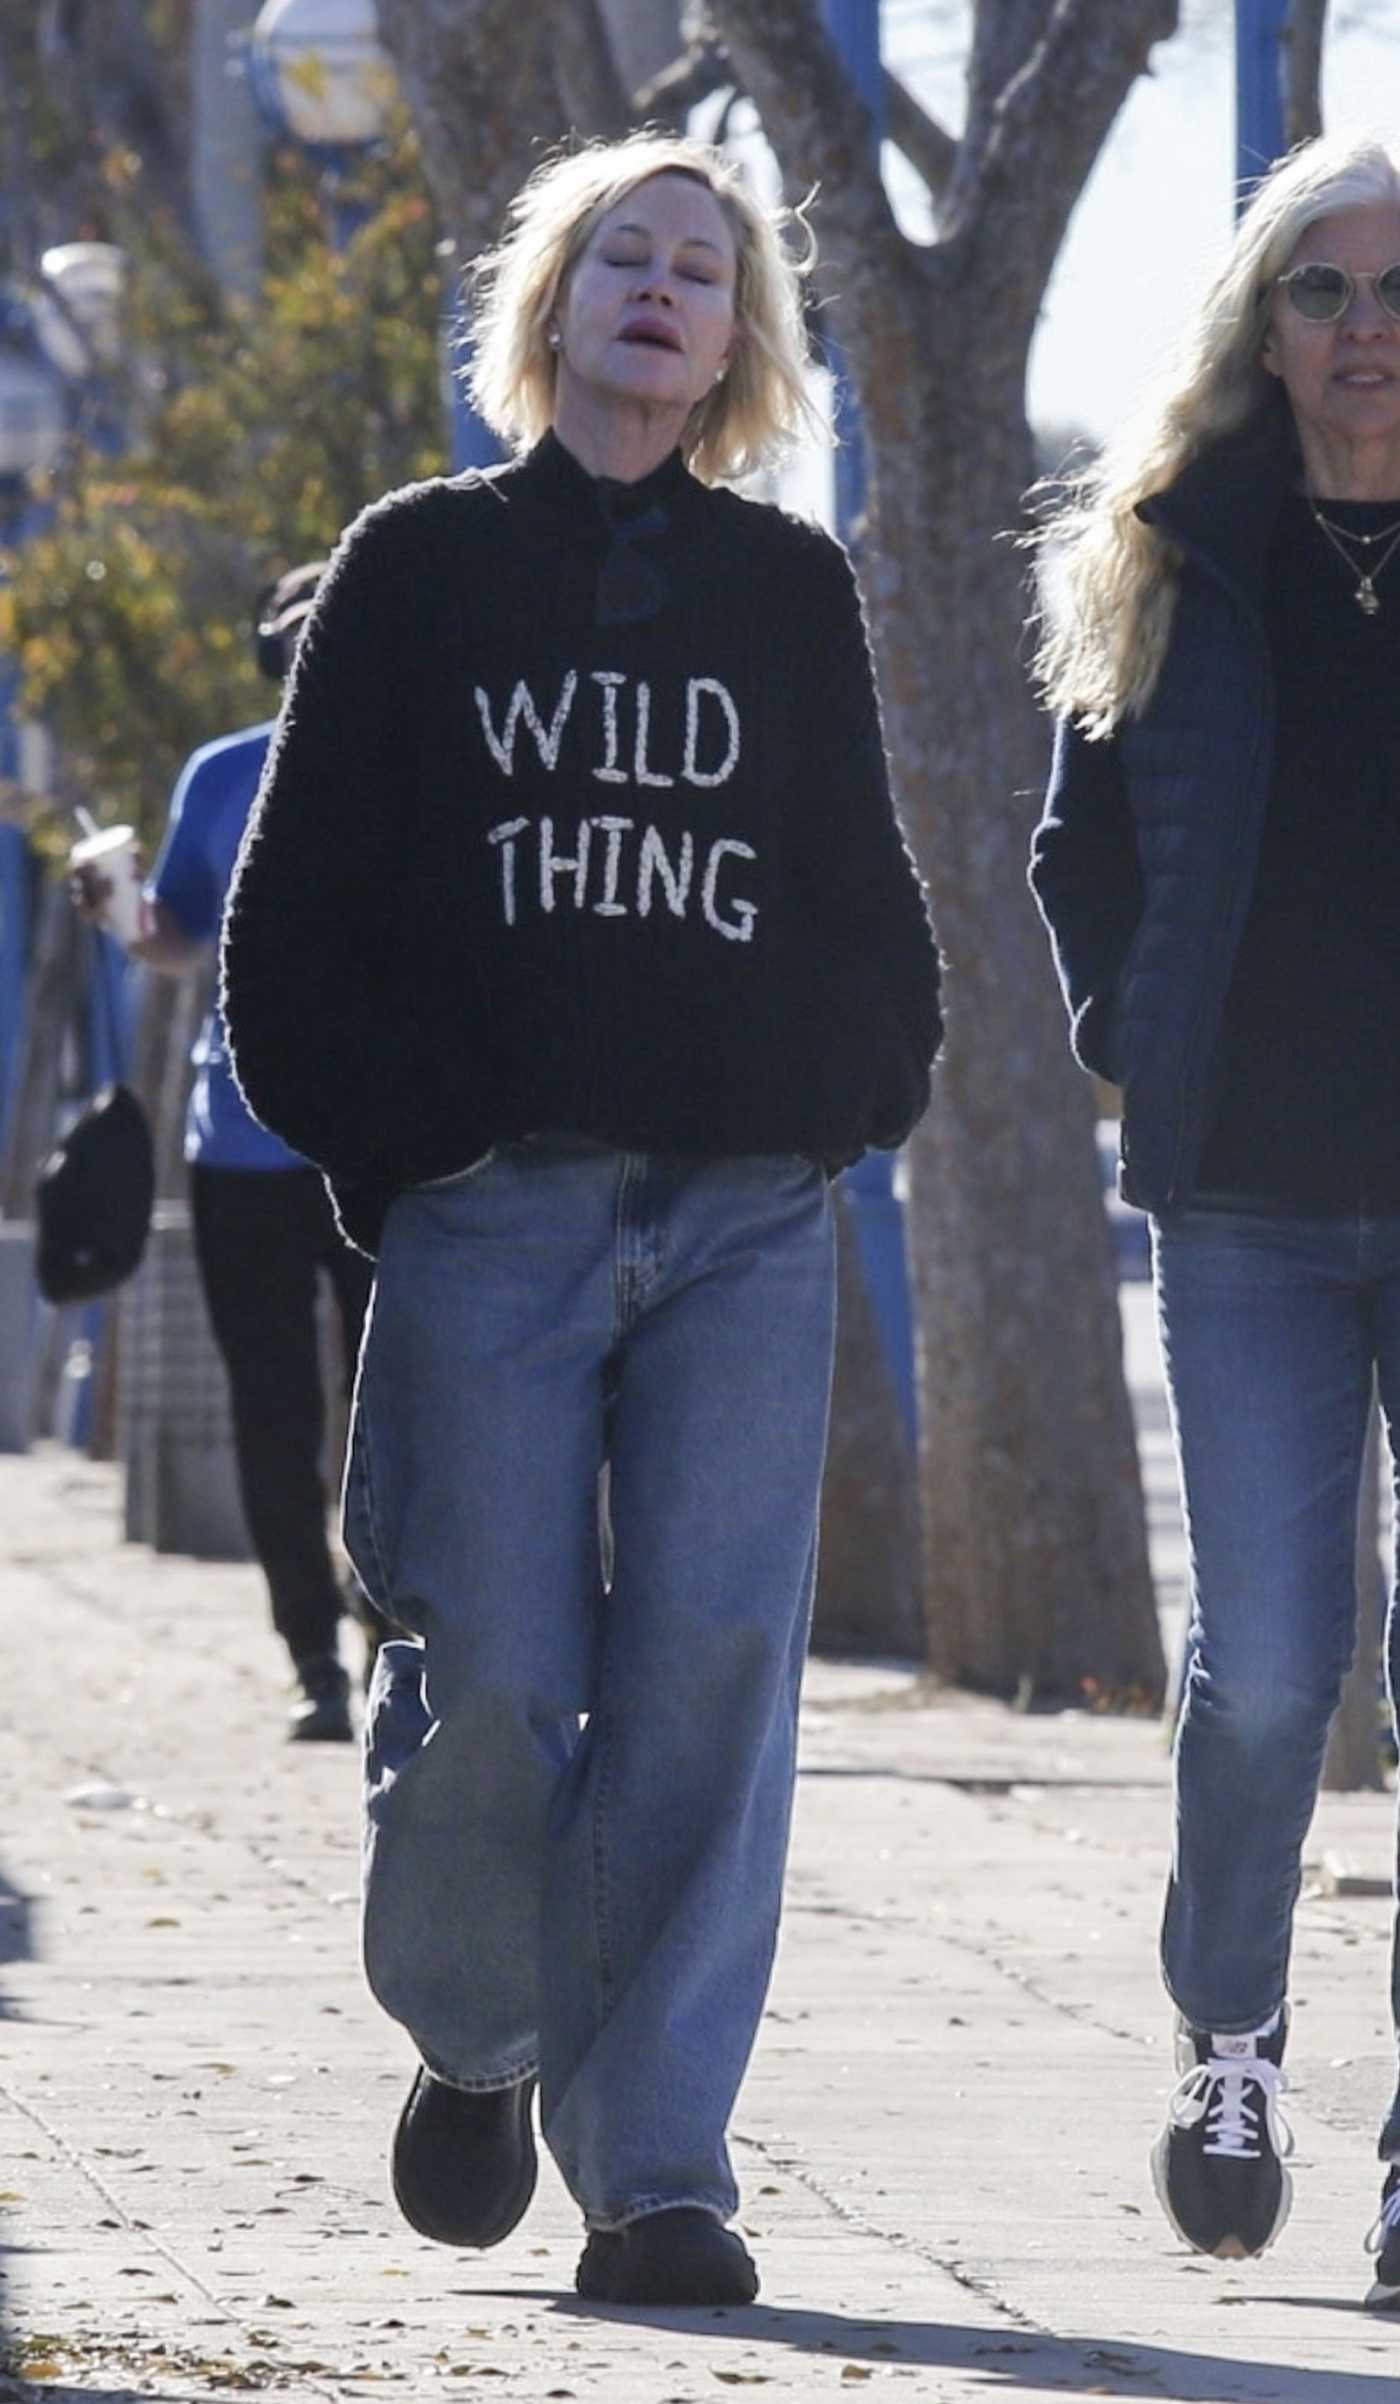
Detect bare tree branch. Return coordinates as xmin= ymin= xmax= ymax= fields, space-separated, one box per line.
xmin=1282 ymin=0 xmax=1328 ymax=147
xmin=373 ymin=0 xmax=568 ymax=262
xmin=552 ymin=0 xmax=634 ymax=141
xmin=633 ymin=39 xmax=958 ymax=209
xmin=594 ymin=0 xmax=684 ymax=98
xmin=633 ymin=41 xmax=732 ymax=127
xmin=883 ymin=69 xmax=958 ymax=206
xmin=706 ymin=0 xmax=904 ymax=279
xmin=949 ymin=0 xmax=1180 ymax=327
xmin=960 ymin=0 xmax=1056 ymax=189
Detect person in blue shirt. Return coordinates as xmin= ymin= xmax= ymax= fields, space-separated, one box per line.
xmin=76 ymin=565 xmax=373 ymax=1740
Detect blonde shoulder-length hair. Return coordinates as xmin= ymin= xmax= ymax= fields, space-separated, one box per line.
xmin=467 ymin=132 xmax=822 ymax=486
xmin=1033 ymin=131 xmax=1400 ymax=736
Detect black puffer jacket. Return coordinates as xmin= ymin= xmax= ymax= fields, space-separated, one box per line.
xmin=1029 ymin=413 xmax=1296 ymax=1214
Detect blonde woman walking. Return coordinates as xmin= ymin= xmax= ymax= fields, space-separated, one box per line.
xmin=1031 ymin=132 xmax=1400 ymax=2307
xmin=223 ymin=133 xmax=941 ymax=2306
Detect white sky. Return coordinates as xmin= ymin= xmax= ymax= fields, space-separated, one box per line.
xmin=882 ymin=0 xmax=1400 ymax=443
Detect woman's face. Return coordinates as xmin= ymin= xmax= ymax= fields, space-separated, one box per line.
xmin=552 ymin=172 xmax=739 ymax=434
xmin=1262 ymin=201 xmax=1400 ymax=488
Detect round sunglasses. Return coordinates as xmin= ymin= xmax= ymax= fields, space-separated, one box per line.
xmin=1275 ymin=261 xmax=1400 ymax=323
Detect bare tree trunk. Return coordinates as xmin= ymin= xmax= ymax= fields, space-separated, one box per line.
xmin=373 ymin=2 xmax=571 ymax=265
xmin=594 ymin=0 xmax=683 ymax=99
xmin=710 ymin=0 xmax=1174 ymax=1704
xmin=814 ymin=1183 xmax=922 ymax=1658
xmin=190 ymin=0 xmax=265 ymax=297
xmin=1322 ymin=1395 xmax=1388 ymax=1792
xmin=552 ymin=5 xmax=634 ymax=139
xmin=1282 ymin=0 xmax=1328 ymax=150
xmin=882 ymin=391 xmax=1159 ymax=1700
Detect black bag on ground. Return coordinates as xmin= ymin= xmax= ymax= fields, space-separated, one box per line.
xmin=35 ymin=1081 xmax=155 ymax=1304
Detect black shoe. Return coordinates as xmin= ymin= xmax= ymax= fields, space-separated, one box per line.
xmin=575 ymin=2208 xmax=759 ymax=2305
xmin=391 ymin=2068 xmax=537 ymax=2247
xmin=1364 ymin=2166 xmax=1400 ymax=2309
xmin=287 ymin=1652 xmax=353 ymax=1743
xmin=1151 ymin=2009 xmax=1293 ymax=2259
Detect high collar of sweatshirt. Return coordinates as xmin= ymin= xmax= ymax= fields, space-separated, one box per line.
xmin=1135 ymin=398 xmax=1299 ymax=604
xmin=505 ymin=429 xmax=705 ymax=626
xmin=512 ymin=428 xmax=698 ymax=525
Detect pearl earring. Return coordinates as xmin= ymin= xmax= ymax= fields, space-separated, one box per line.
xmin=548 ymin=328 xmax=561 ymax=351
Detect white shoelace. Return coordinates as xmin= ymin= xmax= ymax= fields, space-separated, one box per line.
xmin=1364 ymin=2178 xmax=1400 ymax=2258
xmin=1168 ymin=2052 xmax=1294 ymax=2162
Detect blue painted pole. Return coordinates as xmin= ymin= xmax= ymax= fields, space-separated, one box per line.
xmin=0 ymin=451 xmax=52 ymax=809
xmin=0 ymin=647 xmax=21 ymax=789
xmin=0 ymin=823 xmax=33 ymax=1155
xmin=1234 ymin=0 xmax=1289 ymax=211
xmin=304 ymin=140 xmax=375 ymax=249
xmin=818 ymin=2 xmax=918 ymax=1446
xmin=442 ymin=294 xmax=503 ymax=475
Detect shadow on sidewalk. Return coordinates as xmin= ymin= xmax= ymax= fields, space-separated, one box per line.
xmin=0 ymin=2390 xmax=172 ymax=2403
xmin=541 ymin=2293 xmax=1399 ymax=2400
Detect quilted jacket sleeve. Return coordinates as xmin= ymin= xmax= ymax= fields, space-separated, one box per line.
xmin=1028 ymin=715 xmax=1144 ymax=1084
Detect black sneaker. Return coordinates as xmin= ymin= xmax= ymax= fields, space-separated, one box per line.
xmin=391 ymin=2068 xmax=537 ymax=2247
xmin=1150 ymin=2009 xmax=1293 ymax=2258
xmin=287 ymin=1652 xmax=353 ymax=1743
xmin=576 ymin=2207 xmax=759 ymax=2306
xmin=1364 ymin=2165 xmax=1400 ymax=2310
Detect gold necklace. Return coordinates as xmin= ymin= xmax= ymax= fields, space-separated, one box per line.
xmin=1307 ymin=496 xmax=1400 ymax=615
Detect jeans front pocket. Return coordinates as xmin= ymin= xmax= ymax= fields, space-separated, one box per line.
xmin=411 ymin=1147 xmax=497 ymax=1193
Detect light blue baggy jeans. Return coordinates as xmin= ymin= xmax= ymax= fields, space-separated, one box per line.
xmin=344 ymin=1140 xmax=836 ymax=2229
xmin=1152 ymin=1204 xmax=1400 ymax=2160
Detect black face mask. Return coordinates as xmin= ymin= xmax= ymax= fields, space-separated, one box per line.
xmin=594 ymin=483 xmax=670 ymax=626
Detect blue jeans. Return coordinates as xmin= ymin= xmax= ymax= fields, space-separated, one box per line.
xmin=344 ymin=1140 xmax=836 ymax=2228
xmin=1152 ymin=1205 xmax=1400 ymax=2157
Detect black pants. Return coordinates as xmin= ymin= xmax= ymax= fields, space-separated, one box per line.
xmin=191 ymin=1165 xmax=373 ymax=1664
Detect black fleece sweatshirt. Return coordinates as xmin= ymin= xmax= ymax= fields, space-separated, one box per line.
xmin=221 ymin=433 xmax=942 ymax=1253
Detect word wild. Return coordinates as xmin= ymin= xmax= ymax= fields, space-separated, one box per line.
xmin=475 ymin=669 xmax=759 ymax=942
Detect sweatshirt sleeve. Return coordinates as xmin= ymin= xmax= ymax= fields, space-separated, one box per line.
xmin=220 ymin=494 xmax=426 ymax=1177
xmin=1028 ymin=715 xmax=1143 ymax=1085
xmin=789 ymin=532 xmax=943 ymax=1140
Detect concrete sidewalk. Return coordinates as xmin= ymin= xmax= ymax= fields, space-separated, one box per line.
xmin=1 ymin=1290 xmax=1397 ymax=2402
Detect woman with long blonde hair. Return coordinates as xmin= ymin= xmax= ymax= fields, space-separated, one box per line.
xmin=1031 ymin=131 xmax=1400 ymax=2307
xmin=223 ymin=131 xmax=941 ymax=2307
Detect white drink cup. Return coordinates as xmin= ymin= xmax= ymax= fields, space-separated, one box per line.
xmin=69 ymin=823 xmax=145 ymax=946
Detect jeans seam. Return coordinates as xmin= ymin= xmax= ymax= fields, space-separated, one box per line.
xmin=587 ymin=2191 xmax=730 ymax=2232
xmin=613 ymin=1155 xmax=636 ymax=1339
xmin=350 ymin=1403 xmax=392 ymax=1610
xmin=419 ymin=2050 xmax=537 ymax=2092
xmin=590 ymin=1708 xmax=616 ymax=2020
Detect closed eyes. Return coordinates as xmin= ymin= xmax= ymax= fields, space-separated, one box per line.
xmin=601 ymin=249 xmax=722 ymax=285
